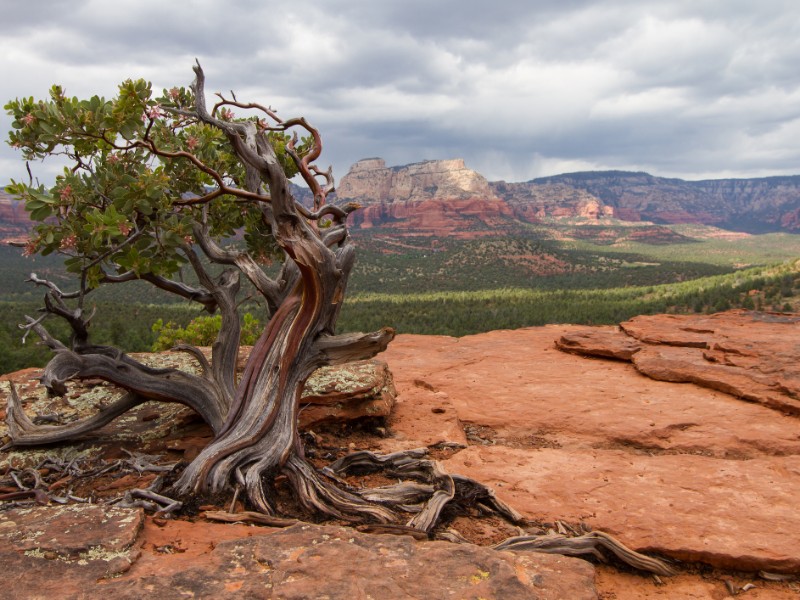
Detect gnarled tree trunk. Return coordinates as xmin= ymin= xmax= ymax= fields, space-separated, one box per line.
xmin=168 ymin=65 xmax=397 ymax=519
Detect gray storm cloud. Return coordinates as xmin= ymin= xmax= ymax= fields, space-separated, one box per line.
xmin=2 ymin=0 xmax=799 ymax=185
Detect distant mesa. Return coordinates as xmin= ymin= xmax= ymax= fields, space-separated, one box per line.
xmin=335 ymin=158 xmax=800 ymax=235
xmin=336 ymin=157 xmax=493 ymax=203
xmin=337 ymin=158 xmax=516 ymax=236
xmin=3 ymin=160 xmax=800 ymax=245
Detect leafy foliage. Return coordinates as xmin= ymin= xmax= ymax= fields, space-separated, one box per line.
xmin=5 ymin=79 xmax=310 ymax=288
xmin=151 ymin=312 xmax=262 ymax=351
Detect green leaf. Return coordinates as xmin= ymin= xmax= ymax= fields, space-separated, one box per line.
xmin=29 ymin=205 xmax=53 ymax=221
xmin=29 ymin=188 xmax=55 ymax=204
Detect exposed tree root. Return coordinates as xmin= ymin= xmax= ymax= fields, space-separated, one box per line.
xmin=302 ymin=446 xmax=676 ymax=576
xmin=495 ymin=530 xmax=677 ymax=576
xmin=203 ymin=510 xmax=299 ymax=528
xmin=115 ymin=488 xmax=183 ymax=517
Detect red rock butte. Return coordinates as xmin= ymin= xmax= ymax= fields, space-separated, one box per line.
xmin=334 ymin=158 xmax=800 ymax=235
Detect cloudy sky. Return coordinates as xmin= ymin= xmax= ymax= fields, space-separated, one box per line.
xmin=2 ymin=0 xmax=799 ymax=187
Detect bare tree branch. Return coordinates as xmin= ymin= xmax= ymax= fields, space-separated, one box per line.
xmin=313 ymin=328 xmax=396 ymax=365
xmin=192 ymin=219 xmax=285 ymax=314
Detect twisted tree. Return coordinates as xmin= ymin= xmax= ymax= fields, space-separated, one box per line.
xmin=2 ymin=63 xmax=515 ymax=527
xmin=1 ymin=64 xmax=676 ymax=576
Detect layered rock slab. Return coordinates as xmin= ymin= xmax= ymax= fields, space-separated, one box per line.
xmin=0 ymin=504 xmax=142 ymax=556
xmin=556 ymin=310 xmax=800 ymax=415
xmin=0 ymin=505 xmax=144 ymax=598
xmin=380 ymin=323 xmax=800 ymax=573
xmin=5 ymin=515 xmax=598 ymax=600
xmin=445 ymin=446 xmax=800 ymax=572
xmin=299 ymin=359 xmax=396 ymax=428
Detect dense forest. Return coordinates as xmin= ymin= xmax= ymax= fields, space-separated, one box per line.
xmin=2 ymin=225 xmax=798 ymax=374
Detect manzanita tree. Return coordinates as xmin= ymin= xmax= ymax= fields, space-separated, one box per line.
xmin=2 ymin=62 xmax=525 ymax=530
xmin=0 ymin=64 xmax=677 ymax=575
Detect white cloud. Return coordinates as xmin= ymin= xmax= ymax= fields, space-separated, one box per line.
xmin=2 ymin=0 xmax=800 ymax=185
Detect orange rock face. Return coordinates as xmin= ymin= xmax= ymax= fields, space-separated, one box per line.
xmin=3 ymin=313 xmax=800 ymax=598
xmin=559 ymin=310 xmax=800 ymax=415
xmin=298 ymin=359 xmax=396 ymax=428
xmin=0 ymin=514 xmax=597 ymax=599
xmin=349 ymin=196 xmax=519 ymax=237
xmin=0 ymin=192 xmax=32 ymax=244
xmin=381 ymin=319 xmax=800 ymax=575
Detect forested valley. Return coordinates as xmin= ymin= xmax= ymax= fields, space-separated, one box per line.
xmin=3 ymin=224 xmax=799 ymax=375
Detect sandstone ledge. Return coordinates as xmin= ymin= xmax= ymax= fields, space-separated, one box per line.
xmin=2 ymin=513 xmax=597 ymax=599
xmin=2 ymin=313 xmax=800 ymax=597
xmin=381 ymin=319 xmax=800 ymax=576
xmin=556 ymin=310 xmax=800 ymax=415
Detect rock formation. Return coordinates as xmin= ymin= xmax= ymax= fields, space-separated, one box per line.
xmin=532 ymin=171 xmax=800 ymax=232
xmin=333 ymin=159 xmax=800 ymax=234
xmin=556 ymin=310 xmax=800 ymax=416
xmin=2 ymin=311 xmax=800 ymax=597
xmin=337 ymin=158 xmax=517 ymax=236
xmin=491 ymin=180 xmax=616 ymax=222
xmin=0 ymin=191 xmax=32 ymax=244
xmin=298 ymin=359 xmax=397 ymax=428
xmin=0 ymin=508 xmax=597 ymax=599
xmin=337 ymin=158 xmax=494 ymax=203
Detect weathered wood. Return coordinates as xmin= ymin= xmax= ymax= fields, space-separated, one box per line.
xmin=203 ymin=510 xmax=299 ymax=527
xmin=495 ymin=531 xmax=677 ymax=576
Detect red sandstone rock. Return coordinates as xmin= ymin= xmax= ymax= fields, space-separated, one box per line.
xmin=445 ymin=446 xmax=800 ymax=572
xmin=632 ymin=345 xmax=800 ymax=415
xmin=350 ymin=196 xmax=520 ymax=238
xmin=298 ymin=359 xmax=396 ymax=428
xmin=380 ymin=324 xmax=800 ymax=574
xmin=0 ymin=504 xmax=143 ymax=556
xmin=9 ymin=518 xmax=598 ymax=599
xmin=561 ymin=311 xmax=800 ymax=415
xmin=556 ymin=327 xmax=642 ymax=360
xmin=3 ymin=317 xmax=800 ymax=598
xmin=0 ymin=504 xmax=144 ymax=592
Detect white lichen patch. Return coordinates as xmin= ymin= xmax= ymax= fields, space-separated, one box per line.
xmin=1 ymin=445 xmax=102 ymax=470
xmin=22 ymin=529 xmax=45 ymax=541
xmin=21 ymin=544 xmax=134 ymax=568
xmin=78 ymin=545 xmax=133 ymax=563
xmin=113 ymin=509 xmax=142 ymax=525
xmin=109 ymin=401 xmax=192 ymax=443
xmin=133 ymin=350 xmax=205 ymax=375
xmin=64 ymin=384 xmax=126 ymax=415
